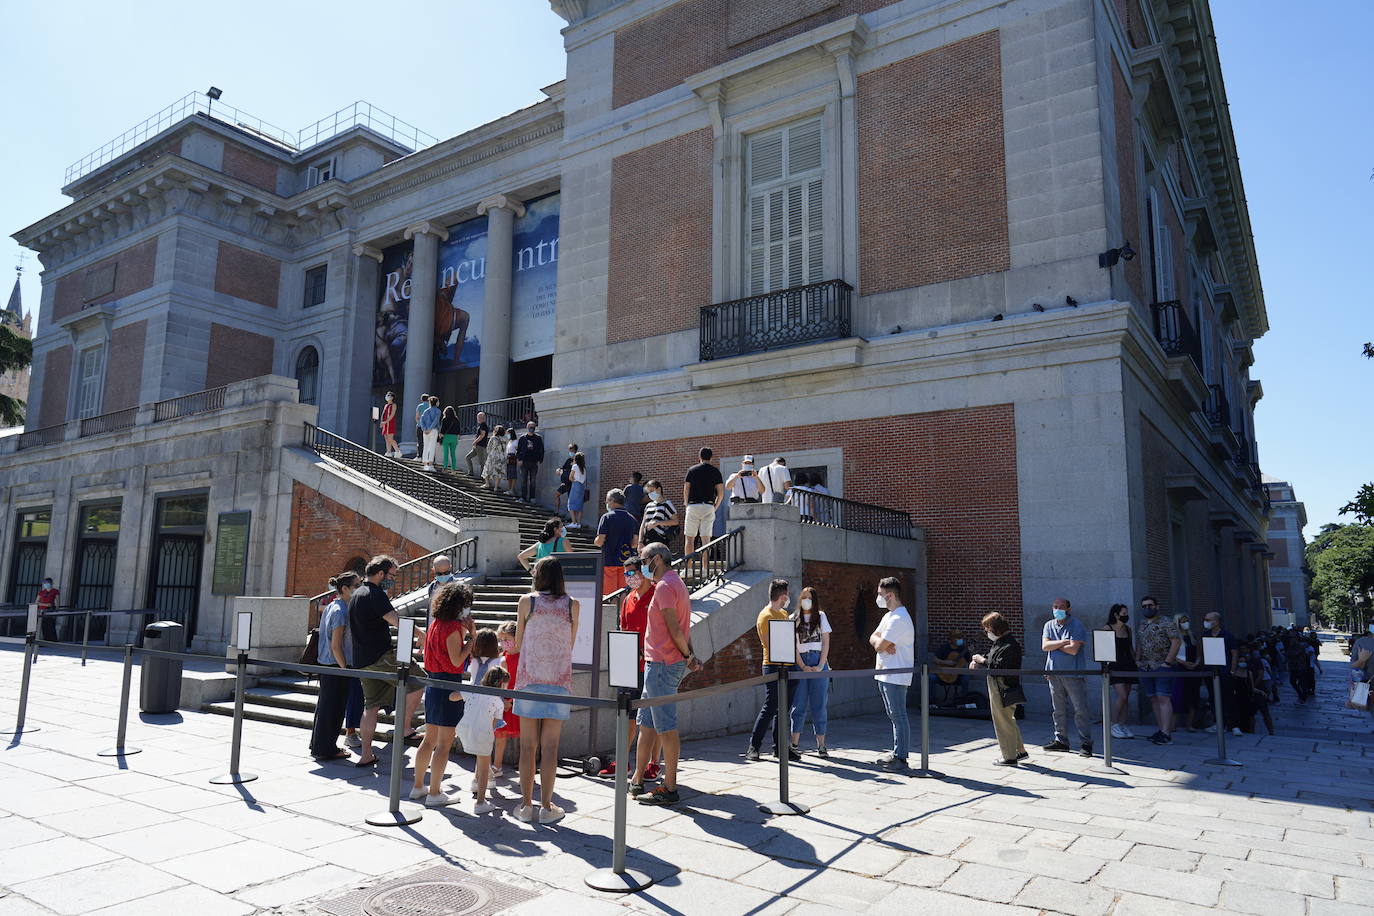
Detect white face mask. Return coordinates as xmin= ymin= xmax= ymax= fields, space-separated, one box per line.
xmin=800 ymin=598 xmax=813 ymax=611
xmin=647 ymin=490 xmax=660 ymax=502
xmin=1179 ymin=621 xmax=1190 ymax=630
xmin=875 ymin=594 xmax=887 ymax=609
xmin=779 ymin=596 xmax=790 ymax=610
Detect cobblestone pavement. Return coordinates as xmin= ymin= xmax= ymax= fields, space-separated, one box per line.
xmin=1 ymin=639 xmax=1370 ymax=915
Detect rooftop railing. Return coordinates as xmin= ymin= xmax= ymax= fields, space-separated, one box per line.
xmin=78 ymin=406 xmax=138 ymax=438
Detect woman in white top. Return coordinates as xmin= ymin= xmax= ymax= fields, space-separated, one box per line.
xmin=789 ymin=586 xmax=832 ymax=757
xmin=567 ymin=452 xmax=588 ymax=529
xmin=725 ymin=456 xmax=763 ymax=503
xmin=638 ymin=478 xmax=679 ymax=550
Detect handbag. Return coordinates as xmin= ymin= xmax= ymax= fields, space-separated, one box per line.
xmin=1348 ymin=679 xmax=1370 ymax=710
xmin=299 ymin=628 xmax=320 ymax=667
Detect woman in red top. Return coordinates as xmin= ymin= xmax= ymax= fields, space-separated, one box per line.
xmin=379 ymin=391 xmax=399 ymax=458
xmin=410 ymin=583 xmax=473 ymax=807
xmin=493 ymin=621 xmax=520 ymax=777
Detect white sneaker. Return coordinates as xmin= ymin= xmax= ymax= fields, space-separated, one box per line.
xmin=1110 ymin=724 xmax=1128 ymax=739
xmin=345 ymin=734 xmax=362 ymax=749
xmin=538 ymin=804 xmax=566 ymax=824
xmin=474 ymin=800 xmax=495 ymax=815
xmin=515 ymin=804 xmax=538 ymax=823
xmin=1231 ymin=727 xmax=1242 ymax=737
xmin=1204 ymin=725 xmax=1217 ymax=733
xmin=1119 ymin=725 xmax=1136 ymax=739
xmin=408 ymin=787 xmax=428 ymax=800
xmin=425 ymin=792 xmax=459 ymax=808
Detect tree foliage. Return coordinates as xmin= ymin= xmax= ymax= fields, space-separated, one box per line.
xmin=0 ymin=322 xmax=31 ymax=427
xmin=1341 ymin=483 xmax=1374 ymax=527
xmin=1305 ymin=523 xmax=1374 ymax=625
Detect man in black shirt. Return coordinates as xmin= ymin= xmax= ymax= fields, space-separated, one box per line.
xmin=465 ymin=410 xmax=490 ymax=477
xmin=682 ymin=446 xmax=724 ymax=556
xmin=624 ymin=471 xmax=647 ymax=521
xmin=349 ymin=555 xmax=425 ymax=766
xmin=516 ymin=422 xmax=545 ymax=503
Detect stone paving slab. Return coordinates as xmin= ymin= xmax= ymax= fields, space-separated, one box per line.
xmin=1 ymin=642 xmax=1371 ymax=915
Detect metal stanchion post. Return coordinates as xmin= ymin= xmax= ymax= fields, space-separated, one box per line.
xmin=911 ymin=663 xmax=940 ymax=778
xmin=1203 ymin=673 xmax=1242 ymax=767
xmin=761 ymin=667 xmax=809 ymax=815
xmin=1 ymin=628 xmax=40 ymax=736
xmin=586 ymin=689 xmax=653 ymax=892
xmin=1092 ymin=667 xmax=1126 ymax=775
xmin=367 ymin=665 xmax=423 ymax=826
xmin=210 ymin=649 xmax=259 ymax=784
xmin=81 ymin=609 xmax=93 ymax=666
xmin=99 ymin=644 xmax=142 ymax=757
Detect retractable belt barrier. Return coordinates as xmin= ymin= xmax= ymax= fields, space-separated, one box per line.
xmin=3 ymin=632 xmax=1248 ymax=896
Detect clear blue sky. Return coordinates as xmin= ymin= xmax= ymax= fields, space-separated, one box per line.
xmin=2 ymin=1 xmax=1365 ymax=539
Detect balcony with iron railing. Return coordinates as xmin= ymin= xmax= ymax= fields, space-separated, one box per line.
xmin=1150 ymin=300 xmax=1207 ymax=411
xmin=700 ymin=279 xmax=852 ymax=362
xmin=793 ymin=491 xmax=917 ymax=540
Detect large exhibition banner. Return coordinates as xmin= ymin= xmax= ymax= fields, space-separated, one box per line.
xmin=436 ymin=215 xmax=487 ymax=371
xmin=373 ymin=241 xmax=413 ymax=388
xmin=511 ymin=193 xmax=559 ymax=361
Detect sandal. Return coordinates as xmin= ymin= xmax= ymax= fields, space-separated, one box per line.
xmin=354 ymin=756 xmax=380 ymax=768
xmin=314 ymin=749 xmax=350 ymax=761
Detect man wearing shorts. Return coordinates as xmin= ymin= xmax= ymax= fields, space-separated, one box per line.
xmin=598 ymin=556 xmax=660 ymax=779
xmin=632 ymin=543 xmax=701 ymax=805
xmin=1134 ymin=595 xmax=1181 ymax=744
xmin=682 ymin=447 xmax=724 ymax=557
xmin=349 ymin=555 xmax=426 ymax=767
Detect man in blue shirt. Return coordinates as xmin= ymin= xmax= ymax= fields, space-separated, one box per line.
xmin=1042 ymin=596 xmax=1092 ymax=756
xmin=418 ymin=395 xmax=441 ymax=471
xmin=595 ymin=489 xmax=639 ymax=596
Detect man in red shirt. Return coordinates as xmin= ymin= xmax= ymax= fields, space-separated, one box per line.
xmin=632 ymin=543 xmax=701 ymax=806
xmin=598 ymin=557 xmax=659 ymax=779
xmin=36 ymin=577 xmax=59 ymax=639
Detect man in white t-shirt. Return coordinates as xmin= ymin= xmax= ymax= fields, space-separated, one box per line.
xmin=759 ymin=457 xmax=792 ymax=504
xmin=869 ymin=575 xmax=914 ymax=772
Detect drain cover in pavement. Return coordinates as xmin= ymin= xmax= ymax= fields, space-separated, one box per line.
xmin=317 ymin=865 xmax=540 ymax=916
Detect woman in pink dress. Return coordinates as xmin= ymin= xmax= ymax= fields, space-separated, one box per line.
xmin=511 ymin=556 xmax=579 ymax=825
xmin=379 ymin=391 xmax=399 ymax=458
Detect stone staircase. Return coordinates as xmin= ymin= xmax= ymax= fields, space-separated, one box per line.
xmin=203 ymin=429 xmax=602 ymax=733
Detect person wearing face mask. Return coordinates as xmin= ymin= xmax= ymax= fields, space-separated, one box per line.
xmin=869 ymin=576 xmax=915 ymax=772
xmin=789 ymin=587 xmax=832 ymax=758
xmin=36 ymin=575 xmax=60 ymax=641
xmin=379 ymin=391 xmax=399 ymax=458
xmin=555 ymin=443 xmax=578 ymax=517
xmin=929 ymin=629 xmax=973 ymax=699
xmin=595 ymin=489 xmax=640 ymax=595
xmin=1105 ymin=604 xmax=1138 ymax=739
xmin=348 ymin=556 xmax=428 ymax=767
xmin=747 ymin=580 xmax=800 ymax=761
xmin=638 ymin=478 xmax=679 ymax=550
xmin=1173 ymin=614 xmax=1207 ymax=731
xmin=1041 ymin=597 xmax=1092 ymax=757
xmin=1202 ymin=613 xmax=1241 ymax=733
xmin=971 ymin=612 xmax=1027 ymax=765
xmin=426 ymin=554 xmax=456 ymax=607
xmin=1133 ymin=595 xmax=1181 ymax=745
xmin=515 ymin=422 xmax=545 ymax=503
xmin=598 ymin=558 xmax=661 ymax=779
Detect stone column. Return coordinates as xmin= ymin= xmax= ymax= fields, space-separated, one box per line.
xmin=349 ymin=244 xmax=384 ymax=444
xmin=401 ymin=221 xmax=449 ymax=452
xmin=476 ymin=194 xmax=525 ymax=402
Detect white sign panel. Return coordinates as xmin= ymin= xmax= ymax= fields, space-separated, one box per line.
xmin=768 ymin=618 xmax=797 ymax=666
xmin=1202 ymin=636 xmax=1227 ymax=666
xmin=608 ymin=630 xmax=641 ymax=690
xmin=396 ymin=617 xmax=416 ymax=664
xmin=235 ymin=612 xmax=253 ymax=651
xmin=1092 ymin=630 xmax=1118 ymax=664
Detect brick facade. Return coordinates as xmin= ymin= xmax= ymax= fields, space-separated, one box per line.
xmin=285 ymin=481 xmax=429 ymax=597
xmin=103 ymin=320 xmax=147 ymax=411
xmin=37 ymin=345 xmax=72 ymax=428
xmin=857 ymin=31 xmax=1009 ymax=296
xmin=214 ymin=241 xmax=281 ymax=309
xmin=599 ymin=404 xmax=1021 ymax=641
xmin=220 ymin=145 xmax=280 ymax=194
xmin=612 ymin=0 xmax=902 ymax=109
xmin=1113 ymin=62 xmax=1145 ymax=305
xmin=53 ymin=238 xmax=159 ymax=321
xmin=606 ymin=129 xmax=714 ymax=343
xmin=206 ymin=322 xmax=274 ymax=388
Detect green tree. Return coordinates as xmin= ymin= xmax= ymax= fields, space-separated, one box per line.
xmin=1339 ymin=344 xmax=1374 ymax=523
xmin=0 ymin=322 xmax=31 ymax=426
xmin=1305 ymin=523 xmax=1374 ymax=631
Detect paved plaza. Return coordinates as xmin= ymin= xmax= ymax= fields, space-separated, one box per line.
xmin=1 ymin=641 xmax=1371 ymax=916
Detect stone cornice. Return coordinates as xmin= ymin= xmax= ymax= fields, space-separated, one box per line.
xmin=685 ymin=14 xmax=869 ymax=101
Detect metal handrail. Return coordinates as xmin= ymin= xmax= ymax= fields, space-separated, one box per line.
xmin=303 ymin=423 xmax=486 ymax=519
xmin=306 ymin=537 xmax=479 ymax=625
xmin=451 ymin=395 xmax=539 ymax=436
xmin=792 ymin=490 xmax=916 ymax=540
xmin=700 ymin=279 xmax=852 ymax=362
xmin=153 ymin=386 xmax=227 ymax=422
xmin=670 ymin=527 xmax=745 ymax=591
xmin=79 ymin=406 xmax=139 ymax=438
xmin=296 ymin=101 xmax=438 ymax=154
xmin=16 ymin=424 xmax=65 ymax=451
xmin=1151 ymin=300 xmax=1204 ymax=378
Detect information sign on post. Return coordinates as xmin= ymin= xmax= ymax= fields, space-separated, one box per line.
xmin=767 ymin=618 xmax=797 ymax=666
xmin=27 ymin=604 xmax=38 ymax=634
xmin=1092 ymin=630 xmax=1118 ymax=664
xmin=608 ymin=631 xmax=641 ymax=691
xmin=1202 ymin=636 xmax=1227 ymax=666
xmin=396 ymin=617 xmax=416 ymax=664
xmin=552 ymin=552 xmax=603 ymax=668
xmin=235 ymin=612 xmax=253 ymax=651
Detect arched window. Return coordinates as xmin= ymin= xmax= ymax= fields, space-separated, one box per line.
xmin=295 ymin=346 xmax=320 ymax=406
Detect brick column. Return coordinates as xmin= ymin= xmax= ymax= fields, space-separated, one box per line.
xmin=476 ymin=194 xmax=524 ymax=402
xmin=401 ymin=221 xmax=448 ymax=452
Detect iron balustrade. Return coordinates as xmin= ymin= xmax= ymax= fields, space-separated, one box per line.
xmin=296 ymin=101 xmax=438 ymax=154
xmin=671 ymin=527 xmax=745 ymax=592
xmin=1205 ymin=384 xmax=1231 ymax=430
xmin=1151 ymin=300 xmax=1204 ymax=378
xmin=306 ymin=537 xmax=478 ymax=624
xmin=699 ymin=279 xmax=852 ymax=362
xmin=79 ymin=407 xmax=139 ymax=438
xmin=793 ymin=490 xmax=916 ymax=540
xmin=452 ymin=395 xmax=539 ymax=435
xmin=303 ymin=423 xmax=486 ymax=520
xmin=153 ymin=385 xmax=227 ymax=422
xmin=16 ymin=424 xmax=65 ymax=451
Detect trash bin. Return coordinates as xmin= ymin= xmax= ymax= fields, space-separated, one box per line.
xmin=140 ymin=621 xmax=185 ymax=713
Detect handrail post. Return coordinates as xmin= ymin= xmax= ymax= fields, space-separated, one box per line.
xmin=98 ymin=644 xmax=141 ymax=757
xmin=760 ymin=667 xmax=810 ymax=816
xmin=1203 ymin=672 xmax=1242 ymax=767
xmin=911 ymin=663 xmax=940 ymax=778
xmin=1092 ymin=667 xmax=1126 ymax=774
xmin=368 ymin=665 xmax=423 ymax=826
xmin=210 ymin=649 xmax=258 ymax=784
xmin=81 ymin=608 xmax=93 ymax=666
xmin=1 ymin=628 xmax=41 ymax=736
xmin=586 ymin=689 xmax=654 ymax=891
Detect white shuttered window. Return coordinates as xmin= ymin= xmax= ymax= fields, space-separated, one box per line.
xmin=747 ymin=119 xmax=824 ymax=296
xmin=76 ymin=345 xmax=104 ymax=419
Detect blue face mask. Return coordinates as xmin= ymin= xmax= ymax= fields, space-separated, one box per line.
xmin=381 ymin=578 xmax=396 ymax=593
xmin=1052 ymin=608 xmax=1067 ymax=622
xmin=954 ymin=639 xmax=964 ymax=647
xmin=435 ymin=574 xmax=454 ymax=583
xmin=640 ymin=562 xmax=653 ymax=580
